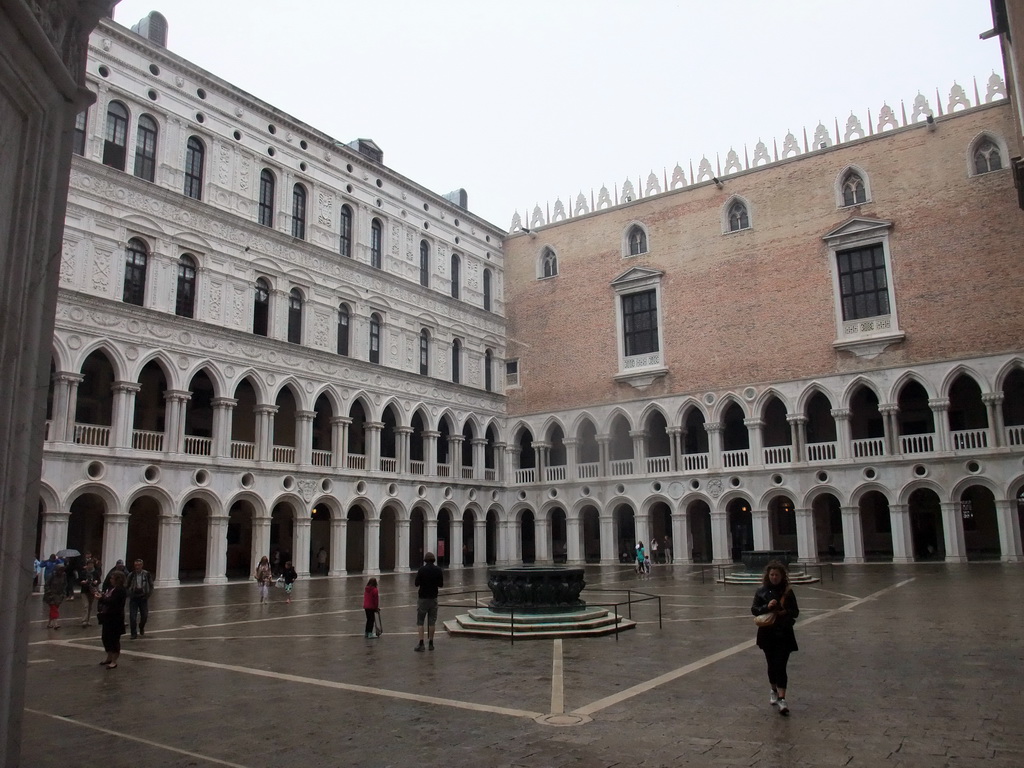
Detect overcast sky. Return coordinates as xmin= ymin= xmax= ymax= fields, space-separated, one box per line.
xmin=111 ymin=1 xmax=1004 ymax=230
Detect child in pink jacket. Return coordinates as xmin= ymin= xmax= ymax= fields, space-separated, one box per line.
xmin=363 ymin=578 xmax=379 ymax=638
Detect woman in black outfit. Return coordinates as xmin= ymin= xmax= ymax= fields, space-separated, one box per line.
xmin=751 ymin=560 xmax=799 ymax=715
xmin=97 ymin=570 xmax=127 ymax=669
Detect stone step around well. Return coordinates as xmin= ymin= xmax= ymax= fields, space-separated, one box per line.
xmin=444 ymin=607 xmax=637 ymax=639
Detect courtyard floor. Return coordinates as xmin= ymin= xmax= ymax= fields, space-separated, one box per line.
xmin=20 ymin=561 xmax=1024 ymax=767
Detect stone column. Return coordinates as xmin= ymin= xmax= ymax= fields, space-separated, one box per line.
xmin=940 ymin=501 xmax=967 ymax=563
xmin=154 ymin=513 xmax=181 ymax=588
xmin=62 ymin=373 xmax=85 ymax=443
xmin=878 ymin=404 xmax=899 ymax=455
xmin=424 ymin=516 xmax=438 ymax=558
xmin=566 ymin=513 xmax=582 ymax=564
xmin=983 ymin=393 xmax=1005 ymax=447
xmin=212 ymin=397 xmax=237 ymax=458
xmin=629 ymin=430 xmax=646 ymax=473
xmin=508 ymin=446 xmax=522 ymax=483
xmin=396 ymin=518 xmax=411 ymax=572
xmin=889 ymin=504 xmax=913 ymax=563
xmin=599 ymin=513 xmax=616 ymax=564
xmin=397 ymin=427 xmax=414 ymax=474
xmin=671 ymin=507 xmax=690 ymax=564
xmin=840 ymin=506 xmax=865 ymax=563
xmin=597 ymin=435 xmax=610 ymax=477
xmin=994 ymin=499 xmax=1023 ymax=562
xmin=111 ymin=381 xmax=140 ymax=448
xmin=786 ymin=414 xmax=807 ymax=462
xmin=296 ymin=410 xmax=315 ymax=466
xmin=365 ymin=517 xmax=380 ymax=574
xmin=294 ymin=516 xmax=312 ymax=576
xmin=50 ymin=373 xmax=81 ymax=442
xmin=330 ymin=517 xmax=347 ymax=575
xmin=471 ymin=437 xmax=487 ymax=480
xmin=102 ymin=512 xmax=130 ymax=571
xmin=474 ymin=518 xmax=486 ymax=567
xmin=493 ymin=441 xmax=507 ymax=483
xmin=710 ymin=510 xmax=730 ymax=564
xmin=705 ymin=422 xmax=724 ymax=469
xmin=205 ymin=514 xmax=230 ymax=584
xmin=751 ymin=509 xmax=771 ymax=550
xmin=38 ymin=510 xmax=70 ymax=566
xmin=451 ymin=434 xmax=466 ymax=479
xmin=634 ymin=513 xmax=650 ymax=551
xmin=795 ymin=507 xmax=817 ymax=563
xmin=366 ymin=421 xmax=383 ymax=471
xmin=450 ymin=517 xmax=463 ymax=569
xmin=744 ymin=418 xmax=765 ymax=466
xmin=331 ymin=416 xmax=350 ymax=469
xmin=929 ymin=398 xmax=951 ymax=452
xmin=254 ymin=405 xmax=277 ymax=461
xmin=163 ymin=390 xmax=190 ymax=454
xmin=423 ymin=430 xmax=440 ymax=475
xmin=251 ymin=517 xmax=271 ymax=568
xmin=667 ymin=427 xmax=681 ymax=472
xmin=831 ymin=408 xmax=851 ymax=460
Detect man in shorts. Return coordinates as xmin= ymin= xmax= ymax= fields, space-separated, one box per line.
xmin=414 ymin=552 xmax=444 ymax=652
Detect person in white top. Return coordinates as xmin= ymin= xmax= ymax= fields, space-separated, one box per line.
xmin=651 ymin=538 xmax=659 ymax=564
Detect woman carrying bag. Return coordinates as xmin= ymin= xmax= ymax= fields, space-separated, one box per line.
xmin=751 ymin=560 xmax=800 ymax=716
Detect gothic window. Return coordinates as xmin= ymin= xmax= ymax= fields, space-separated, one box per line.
xmin=287 ymin=288 xmax=303 ymax=344
xmin=122 ymin=238 xmax=148 ymax=306
xmin=258 ymin=169 xmax=275 ymax=227
xmin=73 ymin=111 xmax=87 ymax=156
xmin=973 ymin=138 xmax=1004 ymax=175
xmin=627 ymin=225 xmax=648 ymax=256
xmin=484 ymin=349 xmax=493 ymax=392
xmin=183 ymin=136 xmax=204 ymax=200
xmin=175 ymin=254 xmax=197 ymax=318
xmin=369 ymin=313 xmax=382 ymax=364
xmin=103 ymin=101 xmax=129 ymax=170
xmin=133 ymin=114 xmax=158 ymax=182
xmin=728 ymin=200 xmax=750 ymax=232
xmin=541 ymin=247 xmax=558 ymax=278
xmin=339 ymin=204 xmax=353 ymax=257
xmin=836 ymin=244 xmax=889 ymax=320
xmin=419 ymin=240 xmax=430 ymax=287
xmin=841 ymin=170 xmax=867 ymax=206
xmin=483 ymin=268 xmax=492 ymax=312
xmin=419 ymin=328 xmax=430 ymax=375
xmin=253 ymin=278 xmax=270 ymax=337
xmin=337 ymin=304 xmax=350 ymax=356
xmin=370 ymin=218 xmax=383 ymax=269
xmin=292 ymin=184 xmax=307 ymax=239
xmin=451 ymin=338 xmax=462 ymax=383
xmin=451 ymin=253 xmax=461 ymax=299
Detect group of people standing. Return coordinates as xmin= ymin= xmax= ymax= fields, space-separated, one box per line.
xmin=254 ymin=555 xmax=297 ymax=603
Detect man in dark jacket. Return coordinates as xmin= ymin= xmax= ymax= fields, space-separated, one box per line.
xmin=125 ymin=559 xmax=154 ymax=638
xmin=413 ymin=552 xmax=443 ymax=652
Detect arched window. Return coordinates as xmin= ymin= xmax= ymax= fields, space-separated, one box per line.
xmin=973 ymin=138 xmax=1003 ymax=174
xmin=451 ymin=338 xmax=462 ymax=383
xmin=841 ymin=170 xmax=867 ymax=206
xmin=483 ymin=268 xmax=492 ymax=312
xmin=337 ymin=303 xmax=350 ymax=356
xmin=73 ymin=111 xmax=87 ymax=156
xmin=183 ymin=136 xmax=204 ymax=200
xmin=627 ymin=225 xmax=648 ymax=255
xmin=727 ymin=200 xmax=749 ymax=232
xmin=419 ymin=240 xmax=430 ymax=287
xmin=292 ymin=184 xmax=307 ymax=239
xmin=287 ymin=288 xmax=303 ymax=344
xmin=451 ymin=253 xmax=461 ymax=299
xmin=103 ymin=101 xmax=129 ymax=170
xmin=339 ymin=204 xmax=353 ymax=257
xmin=369 ymin=313 xmax=382 ymax=364
xmin=253 ymin=278 xmax=270 ymax=337
xmin=419 ymin=328 xmax=430 ymax=375
xmin=133 ymin=114 xmax=158 ymax=182
xmin=542 ymin=247 xmax=558 ymax=278
xmin=258 ymin=169 xmax=275 ymax=227
xmin=484 ymin=349 xmax=493 ymax=392
xmin=175 ymin=255 xmax=196 ymax=318
xmin=370 ymin=219 xmax=383 ymax=268
xmin=122 ymin=238 xmax=148 ymax=306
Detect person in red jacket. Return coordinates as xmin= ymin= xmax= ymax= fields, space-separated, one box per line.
xmin=363 ymin=578 xmax=379 ymax=639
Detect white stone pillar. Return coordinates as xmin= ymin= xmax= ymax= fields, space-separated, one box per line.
xmin=786 ymin=414 xmax=806 ymax=462
xmin=994 ymin=499 xmax=1023 ymax=562
xmin=294 ymin=516 xmax=312 ymax=576
xmin=597 ymin=435 xmax=610 ymax=477
xmin=397 ymin=427 xmax=414 ymax=474
xmin=889 ymin=504 xmax=913 ymax=563
xmin=533 ymin=513 xmax=549 ymax=563
xmin=929 ymin=398 xmax=951 ymax=452
xmin=396 ymin=518 xmax=411 ymax=572
xmin=474 ymin=517 xmax=487 ymax=567
xmin=450 ymin=517 xmax=463 ymax=569
xmin=154 ymin=513 xmax=181 ymax=588
xmin=493 ymin=441 xmax=507 ymax=483
xmin=451 ymin=435 xmax=465 ymax=479
xmin=423 ymin=430 xmax=439 ymax=475
xmin=111 ymin=381 xmax=139 ymax=448
xmin=252 ymin=517 xmax=271 ymax=569
xmin=710 ymin=510 xmax=730 ymax=564
xmin=566 ymin=513 xmax=582 ymax=564
xmin=745 ymin=418 xmax=765 ymax=465
xmin=498 ymin=519 xmax=514 ymax=564
xmin=102 ymin=512 xmax=130 ymax=571
xmin=795 ymin=507 xmax=817 ymax=563
xmin=879 ymin=404 xmax=899 ymax=455
xmin=50 ymin=373 xmax=80 ymax=442
xmin=667 ymin=427 xmax=681 ymax=472
xmin=164 ymin=390 xmax=190 ymax=454
xmin=752 ymin=509 xmax=771 ymax=550
xmin=599 ymin=513 xmax=616 ymax=564
xmin=205 ymin=514 xmax=229 ymax=584
xmin=331 ymin=416 xmax=349 ymax=469
xmin=634 ymin=513 xmax=650 ymax=551
xmin=365 ymin=517 xmax=381 ymax=574
xmin=366 ymin=421 xmax=383 ymax=471
xmin=330 ymin=518 xmax=347 ymax=575
xmin=254 ymin=405 xmax=274 ymax=461
xmin=563 ymin=438 xmax=579 ymax=480
xmin=212 ymin=397 xmax=236 ymax=458
xmin=472 ymin=437 xmax=487 ymax=480
xmin=64 ymin=373 xmax=84 ymax=442
xmin=831 ymin=408 xmax=851 ymax=460
xmin=705 ymin=422 xmax=724 ymax=469
xmin=940 ymin=501 xmax=967 ymax=563
xmin=39 ymin=511 xmax=70 ymax=565
xmin=983 ymin=393 xmax=1005 ymax=447
xmin=296 ymin=410 xmax=315 ymax=466
xmin=840 ymin=506 xmax=865 ymax=563
xmin=424 ymin=516 xmax=438 ymax=558
xmin=629 ymin=430 xmax=646 ymax=472
xmin=671 ymin=507 xmax=690 ymax=564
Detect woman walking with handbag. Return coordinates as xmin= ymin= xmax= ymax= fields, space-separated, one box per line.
xmin=751 ymin=560 xmax=800 ymax=716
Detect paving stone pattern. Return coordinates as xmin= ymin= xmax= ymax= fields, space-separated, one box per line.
xmin=21 ymin=563 xmax=1024 ymax=767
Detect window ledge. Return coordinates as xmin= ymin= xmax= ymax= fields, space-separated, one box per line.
xmin=615 ymin=366 xmax=668 ymax=389
xmin=833 ymin=329 xmax=905 ymax=359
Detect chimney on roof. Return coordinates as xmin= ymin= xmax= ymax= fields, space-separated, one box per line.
xmin=443 ymin=188 xmax=468 ymax=210
xmin=131 ymin=12 xmax=168 ymax=47
xmin=347 ymin=138 xmax=383 ymax=164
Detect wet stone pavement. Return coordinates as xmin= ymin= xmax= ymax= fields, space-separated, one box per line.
xmin=20 ymin=563 xmax=1024 ymax=768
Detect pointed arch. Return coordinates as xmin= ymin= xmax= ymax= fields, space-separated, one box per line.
xmin=939 ymin=364 xmax=991 ymax=398
xmin=968 ymin=130 xmax=1008 ymax=176
xmin=835 ymin=164 xmax=871 ymax=207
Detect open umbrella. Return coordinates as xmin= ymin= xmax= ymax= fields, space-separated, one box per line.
xmin=56 ymin=548 xmax=80 ymax=559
